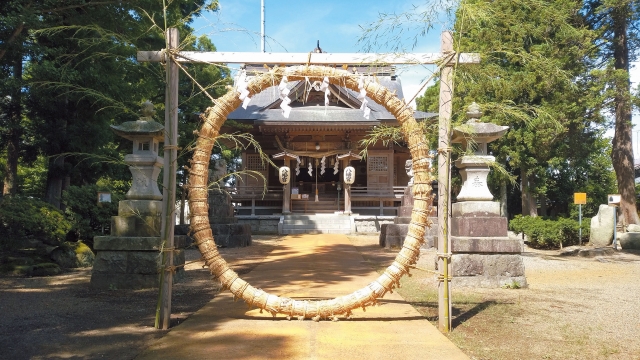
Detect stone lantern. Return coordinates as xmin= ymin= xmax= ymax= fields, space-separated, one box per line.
xmin=111 ymin=100 xmax=164 ymax=201
xmin=90 ymin=101 xmax=187 ymax=290
xmin=452 ymin=102 xmax=508 ymax=203
xmin=448 ymin=102 xmax=526 ymax=288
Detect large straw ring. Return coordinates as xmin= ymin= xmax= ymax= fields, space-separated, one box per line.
xmin=188 ymin=65 xmax=435 ymax=321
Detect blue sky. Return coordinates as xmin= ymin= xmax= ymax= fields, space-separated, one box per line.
xmin=191 ymin=0 xmax=454 ymax=108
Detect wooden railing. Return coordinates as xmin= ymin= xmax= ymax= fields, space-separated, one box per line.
xmin=225 ymin=186 xmax=284 ymax=198
xmin=351 ymin=186 xmax=406 ymax=198
xmin=225 ymin=185 xmax=408 ymax=216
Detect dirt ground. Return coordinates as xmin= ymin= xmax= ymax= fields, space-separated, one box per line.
xmin=0 ymin=236 xmax=281 ymax=360
xmin=1 ymin=234 xmax=640 ymax=360
xmin=349 ymin=235 xmax=640 ymax=360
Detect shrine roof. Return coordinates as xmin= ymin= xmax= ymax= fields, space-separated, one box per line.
xmin=227 ymin=76 xmax=436 ymax=123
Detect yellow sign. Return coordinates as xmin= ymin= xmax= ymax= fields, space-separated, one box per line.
xmin=574 ymin=193 xmax=586 ymax=205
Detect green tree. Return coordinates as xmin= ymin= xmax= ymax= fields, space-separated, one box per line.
xmin=1 ymin=1 xmax=218 ymax=206
xmin=418 ymin=0 xmax=606 ymax=217
xmin=583 ymin=0 xmax=640 ymax=224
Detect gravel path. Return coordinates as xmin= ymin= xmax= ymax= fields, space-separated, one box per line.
xmin=519 ymin=247 xmax=640 ymax=358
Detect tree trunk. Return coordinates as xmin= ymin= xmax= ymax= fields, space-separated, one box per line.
xmin=539 ymin=193 xmax=548 ymax=217
xmin=526 ymin=174 xmax=537 ymax=216
xmin=3 ymin=130 xmax=19 ymax=196
xmin=611 ymin=4 xmax=640 ymax=225
xmin=3 ymin=53 xmax=22 ymax=196
xmin=520 ymin=167 xmax=537 ymax=217
xmin=521 ymin=167 xmax=529 ymax=215
xmin=44 ymin=155 xmax=65 ymax=209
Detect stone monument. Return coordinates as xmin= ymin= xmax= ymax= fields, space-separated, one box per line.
xmin=589 ymin=204 xmax=615 ymax=247
xmin=207 ymin=160 xmax=252 ymax=247
xmin=379 ymin=160 xmax=438 ymax=248
xmin=449 ymin=103 xmax=526 ymax=287
xmin=90 ymin=101 xmax=188 ymax=289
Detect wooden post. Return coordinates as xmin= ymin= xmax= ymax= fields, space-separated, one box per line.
xmin=437 ymin=31 xmax=454 ymax=333
xmin=156 ymin=28 xmax=179 ymax=330
xmin=283 ymin=159 xmax=291 ymax=214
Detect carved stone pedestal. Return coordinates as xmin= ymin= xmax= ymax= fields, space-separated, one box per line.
xmin=91 ymin=200 xmax=188 ymax=289
xmin=449 ymin=202 xmax=526 ymax=288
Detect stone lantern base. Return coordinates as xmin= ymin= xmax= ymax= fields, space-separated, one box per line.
xmin=379 ymin=187 xmax=438 ymax=248
xmin=90 ymin=199 xmax=189 ymax=290
xmin=448 ymin=201 xmax=527 ymax=288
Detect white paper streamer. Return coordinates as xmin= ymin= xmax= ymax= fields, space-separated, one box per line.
xmin=295 ymin=156 xmax=301 ymax=176
xmin=320 ymin=156 xmax=326 ymax=175
xmin=242 ymin=95 xmax=252 ymax=109
xmin=333 ymin=156 xmax=339 ymax=175
xmin=357 ymin=75 xmax=369 ymax=119
xmin=363 ymin=106 xmax=371 ymax=119
xmin=308 ymin=162 xmax=313 ymax=177
xmin=320 ymin=77 xmax=330 ymax=106
xmin=237 ymin=70 xmax=252 ymax=108
xmin=280 ymin=96 xmax=292 ymax=118
xmin=279 ymin=76 xmax=292 ymax=118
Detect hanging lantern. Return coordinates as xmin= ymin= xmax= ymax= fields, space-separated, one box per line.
xmin=343 ymin=166 xmax=355 ymax=185
xmin=279 ymin=166 xmax=291 ymax=184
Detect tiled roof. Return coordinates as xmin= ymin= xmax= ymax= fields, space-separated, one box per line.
xmin=228 ymin=76 xmax=436 ymax=123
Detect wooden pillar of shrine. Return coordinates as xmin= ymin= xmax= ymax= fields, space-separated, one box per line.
xmin=273 ymin=151 xmax=297 ymax=214
xmin=337 ymin=151 xmax=362 ymax=215
xmin=282 ymin=158 xmax=291 ymax=214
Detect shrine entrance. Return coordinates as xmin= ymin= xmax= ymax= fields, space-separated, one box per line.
xmin=139 ymin=28 xmax=479 ymax=332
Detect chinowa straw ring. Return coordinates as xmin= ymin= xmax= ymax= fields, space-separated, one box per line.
xmin=187 ymin=65 xmax=435 ymax=321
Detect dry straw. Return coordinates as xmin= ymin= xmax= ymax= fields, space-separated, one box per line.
xmin=188 ymin=65 xmax=435 ymax=321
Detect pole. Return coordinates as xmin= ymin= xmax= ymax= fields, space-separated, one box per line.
xmin=437 ymin=30 xmax=454 ymax=333
xmin=613 ymin=208 xmax=617 ymax=249
xmin=315 ymin=158 xmax=319 ymax=202
xmin=578 ymin=204 xmax=582 ymax=246
xmin=156 ymin=27 xmax=179 ymax=330
xmin=261 ymin=0 xmax=265 ymax=53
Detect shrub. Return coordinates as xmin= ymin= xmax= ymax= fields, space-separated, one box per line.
xmin=0 ymin=196 xmax=72 ymax=250
xmin=509 ymin=215 xmax=589 ymax=249
xmin=63 ymin=185 xmax=123 ymax=246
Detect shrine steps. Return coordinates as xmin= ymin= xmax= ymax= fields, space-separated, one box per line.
xmin=279 ymin=214 xmax=353 ymax=235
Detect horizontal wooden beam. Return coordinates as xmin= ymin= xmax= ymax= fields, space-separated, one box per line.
xmin=137 ymin=51 xmax=480 ymax=65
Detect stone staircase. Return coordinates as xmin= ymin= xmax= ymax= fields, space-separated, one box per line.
xmin=279 ymin=214 xmax=354 ymax=235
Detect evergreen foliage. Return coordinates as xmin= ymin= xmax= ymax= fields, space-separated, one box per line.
xmin=416 ymin=0 xmax=616 ymax=218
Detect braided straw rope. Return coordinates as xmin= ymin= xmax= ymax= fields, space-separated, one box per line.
xmin=188 ymin=65 xmax=435 ymax=321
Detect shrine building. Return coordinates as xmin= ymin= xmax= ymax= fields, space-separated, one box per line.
xmin=220 ymin=63 xmax=435 ymax=234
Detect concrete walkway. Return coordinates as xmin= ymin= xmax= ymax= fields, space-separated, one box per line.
xmin=136 ymin=234 xmax=468 ymax=360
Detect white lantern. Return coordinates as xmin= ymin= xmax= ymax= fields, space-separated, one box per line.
xmin=279 ymin=166 xmax=291 ymax=184
xmin=343 ymin=166 xmax=355 ymax=185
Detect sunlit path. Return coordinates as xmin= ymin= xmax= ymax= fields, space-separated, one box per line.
xmin=136 ymin=234 xmax=467 ymax=360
